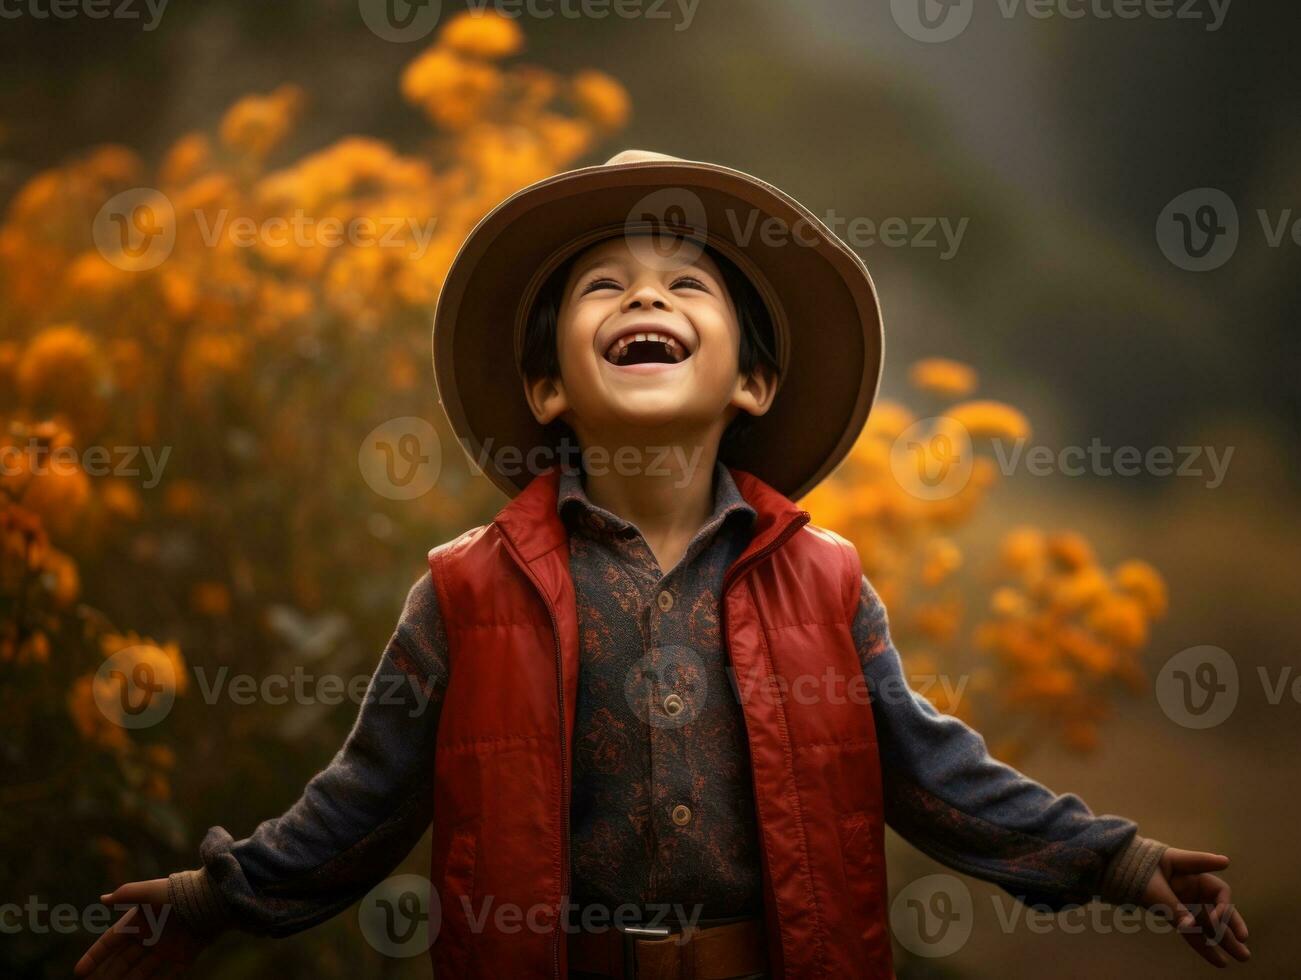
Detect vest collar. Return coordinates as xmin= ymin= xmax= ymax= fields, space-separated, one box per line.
xmin=493 ymin=464 xmax=808 ymax=568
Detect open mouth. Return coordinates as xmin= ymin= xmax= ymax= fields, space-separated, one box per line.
xmin=603 ymin=330 xmax=689 ymax=367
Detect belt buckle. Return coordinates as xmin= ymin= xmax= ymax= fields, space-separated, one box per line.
xmin=616 ymin=922 xmax=672 ymax=980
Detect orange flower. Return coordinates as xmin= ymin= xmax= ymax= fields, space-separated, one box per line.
xmin=160 ymin=132 xmax=212 ymax=186
xmin=22 ymin=466 xmax=92 ymax=539
xmin=438 ymin=10 xmax=524 ymax=59
xmin=401 ymin=48 xmax=502 ymax=130
xmin=943 ymin=400 xmax=1030 ymax=441
xmin=1087 ymin=595 xmax=1148 ymax=650
xmin=909 ymin=358 xmax=977 ymax=399
xmin=921 ymin=537 xmax=962 ymax=587
xmin=17 ymin=325 xmax=106 ymax=432
xmin=1000 ymin=527 xmax=1045 ymax=574
xmin=1048 ymin=566 xmax=1109 ymax=613
xmin=571 ymin=70 xmax=631 ymax=131
xmin=1113 ymin=560 xmax=1167 ymax=618
xmin=219 ymin=84 xmax=304 ymax=159
xmin=1047 ymin=531 xmax=1094 ymax=572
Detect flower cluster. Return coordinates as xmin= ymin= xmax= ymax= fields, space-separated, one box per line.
xmin=0 ymin=12 xmax=632 ymax=909
xmin=803 ymin=358 xmax=1167 ymax=760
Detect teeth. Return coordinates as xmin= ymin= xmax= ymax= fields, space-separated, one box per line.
xmin=606 ymin=331 xmax=688 ymax=364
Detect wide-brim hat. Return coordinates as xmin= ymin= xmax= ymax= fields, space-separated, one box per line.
xmin=432 ymin=149 xmax=884 ymax=501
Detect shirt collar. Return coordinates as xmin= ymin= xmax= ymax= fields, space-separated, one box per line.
xmin=556 ymin=458 xmax=757 ymax=543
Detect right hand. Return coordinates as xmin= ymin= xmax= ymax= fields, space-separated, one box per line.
xmin=75 ymin=878 xmax=210 ymax=979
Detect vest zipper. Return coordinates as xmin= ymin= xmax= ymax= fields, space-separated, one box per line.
xmin=719 ymin=508 xmax=810 ymax=971
xmin=497 ymin=535 xmax=570 ymax=980
xmin=722 ymin=511 xmax=810 ymax=597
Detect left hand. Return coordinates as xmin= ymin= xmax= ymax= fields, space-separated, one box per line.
xmin=1140 ymin=848 xmax=1250 ymax=968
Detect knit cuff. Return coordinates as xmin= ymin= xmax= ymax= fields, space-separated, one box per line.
xmin=167 ymin=868 xmax=232 ymax=939
xmin=1098 ymin=835 xmax=1168 ymax=906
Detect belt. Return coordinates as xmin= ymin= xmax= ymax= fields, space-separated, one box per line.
xmin=568 ymin=916 xmax=768 ymax=980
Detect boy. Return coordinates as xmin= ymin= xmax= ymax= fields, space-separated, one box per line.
xmin=77 ymin=151 xmax=1248 ymax=979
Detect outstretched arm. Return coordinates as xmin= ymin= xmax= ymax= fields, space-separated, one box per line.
xmin=76 ymin=570 xmax=449 ymax=976
xmin=853 ymin=575 xmax=1248 ymax=966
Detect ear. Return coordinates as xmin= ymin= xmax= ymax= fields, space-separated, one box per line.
xmin=730 ymin=363 xmax=777 ymax=420
xmin=524 ymin=373 xmax=570 ymax=426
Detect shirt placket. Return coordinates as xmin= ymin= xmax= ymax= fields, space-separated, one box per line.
xmin=608 ymin=520 xmax=723 ymax=905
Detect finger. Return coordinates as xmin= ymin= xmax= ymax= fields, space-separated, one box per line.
xmin=104 ymin=880 xmax=169 ymax=906
xmin=76 ymin=933 xmax=121 ymax=978
xmin=1208 ymin=878 xmax=1232 ymax=935
xmin=86 ymin=906 xmax=147 ymax=980
xmin=1203 ymin=895 xmax=1249 ymax=964
xmin=1213 ymin=920 xmax=1251 ymax=964
xmin=1227 ymin=905 xmax=1248 ymax=943
xmin=1191 ymin=905 xmax=1230 ymax=969
xmin=1164 ymin=848 xmax=1230 ymax=875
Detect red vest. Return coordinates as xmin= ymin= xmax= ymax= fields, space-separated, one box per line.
xmin=425 ymin=466 xmax=893 ymax=978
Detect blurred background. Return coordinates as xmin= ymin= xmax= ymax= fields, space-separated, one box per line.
xmin=1 ymin=1 xmax=1297 ymax=977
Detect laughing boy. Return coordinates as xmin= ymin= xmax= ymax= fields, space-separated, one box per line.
xmin=78 ymin=151 xmax=1249 ymax=979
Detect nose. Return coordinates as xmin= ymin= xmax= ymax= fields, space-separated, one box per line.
xmin=621 ymin=278 xmax=673 ymax=313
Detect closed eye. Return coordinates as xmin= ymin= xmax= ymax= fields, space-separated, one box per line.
xmin=580 ymin=277 xmax=623 ymax=295
xmin=671 ymin=276 xmax=709 ymax=291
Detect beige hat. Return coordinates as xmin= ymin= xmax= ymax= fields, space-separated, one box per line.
xmin=432 ymin=149 xmax=884 ymax=501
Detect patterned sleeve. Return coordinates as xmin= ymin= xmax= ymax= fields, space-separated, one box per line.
xmin=851 ymin=574 xmax=1166 ymax=909
xmin=167 ymin=569 xmax=449 ymax=937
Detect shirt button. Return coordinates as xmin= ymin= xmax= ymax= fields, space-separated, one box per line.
xmin=670 ymin=804 xmax=692 ymax=826
xmin=656 ymin=590 xmax=674 ymax=612
xmin=663 ymin=693 xmax=685 ymax=717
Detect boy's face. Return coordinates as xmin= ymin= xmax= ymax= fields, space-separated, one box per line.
xmin=523 ymin=236 xmax=775 ymax=448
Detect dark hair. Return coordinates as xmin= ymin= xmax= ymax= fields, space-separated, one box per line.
xmin=518 ymin=240 xmax=779 ymax=459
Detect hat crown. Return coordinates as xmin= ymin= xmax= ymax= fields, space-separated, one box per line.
xmin=601 ymin=148 xmax=687 ymax=167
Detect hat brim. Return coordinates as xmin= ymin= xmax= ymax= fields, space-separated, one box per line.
xmin=433 ymin=158 xmax=883 ymax=502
